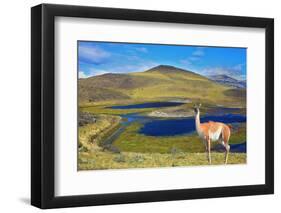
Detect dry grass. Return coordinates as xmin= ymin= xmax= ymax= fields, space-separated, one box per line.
xmin=78 ymin=151 xmax=246 ymax=170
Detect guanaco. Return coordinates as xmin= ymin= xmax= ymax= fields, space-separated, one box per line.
xmin=194 ymin=104 xmax=231 ymax=164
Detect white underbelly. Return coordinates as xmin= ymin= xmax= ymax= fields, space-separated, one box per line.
xmin=198 ymin=131 xmax=205 ymax=139
xmin=209 ymin=129 xmax=222 ymax=141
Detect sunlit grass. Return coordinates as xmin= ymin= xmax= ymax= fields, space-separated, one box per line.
xmin=78 ymin=151 xmax=246 ymax=170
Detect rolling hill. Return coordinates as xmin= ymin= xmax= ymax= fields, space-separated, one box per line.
xmin=79 ymin=65 xmax=246 ymax=106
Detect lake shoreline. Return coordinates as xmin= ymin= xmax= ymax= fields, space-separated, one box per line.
xmin=147 ymin=110 xmax=193 ymax=118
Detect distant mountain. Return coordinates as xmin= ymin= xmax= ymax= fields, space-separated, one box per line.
xmin=208 ymin=74 xmax=246 ymax=88
xmin=79 ymin=65 xmax=245 ymax=105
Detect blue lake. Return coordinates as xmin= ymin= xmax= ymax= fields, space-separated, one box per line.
xmin=138 ymin=114 xmax=246 ymax=137
xmin=109 ymin=102 xmax=185 ymax=109
xmin=230 ymin=143 xmax=246 ymax=153
xmin=109 ymin=102 xmax=247 ymax=153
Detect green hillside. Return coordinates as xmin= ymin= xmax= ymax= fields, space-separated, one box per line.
xmin=79 ymin=65 xmax=245 ymax=107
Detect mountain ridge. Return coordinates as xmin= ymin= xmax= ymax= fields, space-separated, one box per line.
xmin=208 ymin=74 xmax=246 ymax=88
xmin=145 ymin=65 xmax=197 ymax=74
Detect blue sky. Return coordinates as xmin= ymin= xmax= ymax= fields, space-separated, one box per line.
xmin=78 ymin=41 xmax=246 ymax=80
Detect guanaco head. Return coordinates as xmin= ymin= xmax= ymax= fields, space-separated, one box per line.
xmin=193 ymin=103 xmax=201 ymax=114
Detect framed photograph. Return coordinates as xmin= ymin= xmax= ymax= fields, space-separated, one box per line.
xmin=31 ymin=4 xmax=274 ymax=209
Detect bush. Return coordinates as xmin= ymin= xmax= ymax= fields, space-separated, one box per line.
xmin=130 ymin=154 xmax=144 ymax=163
xmin=78 ymin=158 xmax=88 ymax=164
xmin=79 ymin=112 xmax=96 ymax=127
xmin=78 ymin=140 xmax=83 ymax=148
xmin=79 ymin=146 xmax=89 ymax=152
xmin=78 ymin=140 xmax=89 ymax=152
xmin=113 ymin=154 xmax=126 ymax=163
xmin=89 ymin=134 xmax=98 ymax=144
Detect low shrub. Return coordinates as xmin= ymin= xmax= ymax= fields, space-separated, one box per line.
xmin=129 ymin=154 xmax=145 ymax=163
xmin=113 ymin=154 xmax=126 ymax=163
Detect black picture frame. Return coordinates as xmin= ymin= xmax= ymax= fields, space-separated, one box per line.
xmin=31 ymin=3 xmax=274 ymax=209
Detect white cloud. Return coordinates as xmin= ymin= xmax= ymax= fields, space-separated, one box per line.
xmin=78 ymin=71 xmax=88 ymax=79
xmin=180 ymin=47 xmax=205 ymax=66
xmin=232 ymin=63 xmax=244 ymax=71
xmin=87 ymin=62 xmax=159 ymax=77
xmin=79 ymin=46 xmax=110 ymax=64
xmin=192 ymin=48 xmax=205 ymax=57
xmin=179 ymin=59 xmax=192 ymax=65
xmin=135 ymin=47 xmax=148 ymax=53
xmin=79 ymin=69 xmax=110 ymax=78
xmin=90 ymin=69 xmax=108 ymax=76
xmin=115 ymin=63 xmax=158 ymax=73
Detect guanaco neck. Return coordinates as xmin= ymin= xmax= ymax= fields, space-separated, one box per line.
xmin=195 ymin=110 xmax=201 ymax=133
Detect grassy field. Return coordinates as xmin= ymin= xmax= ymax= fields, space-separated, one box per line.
xmin=78 ymin=151 xmax=246 ymax=170
xmin=113 ymin=122 xmax=246 ymax=154
xmin=78 ymin=112 xmax=246 ymax=170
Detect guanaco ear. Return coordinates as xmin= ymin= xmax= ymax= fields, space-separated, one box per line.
xmin=198 ymin=103 xmax=202 ymax=108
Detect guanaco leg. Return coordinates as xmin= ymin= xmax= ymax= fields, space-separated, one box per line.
xmin=219 ymin=134 xmax=230 ymax=164
xmin=207 ymin=137 xmax=211 ymax=164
